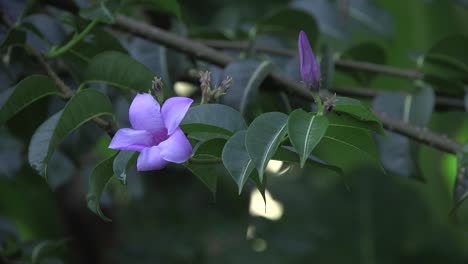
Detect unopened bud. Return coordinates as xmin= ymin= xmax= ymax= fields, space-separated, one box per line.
xmin=151 ymin=76 xmax=164 ymax=103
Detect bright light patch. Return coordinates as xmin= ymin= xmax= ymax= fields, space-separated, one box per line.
xmin=265 ymin=160 xmax=283 ymax=174
xmin=246 ymin=225 xmax=256 ymax=239
xmin=174 ymin=81 xmax=197 ymax=97
xmin=249 ymin=189 xmax=283 ymax=221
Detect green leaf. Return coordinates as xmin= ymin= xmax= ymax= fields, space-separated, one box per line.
xmin=194 ymin=138 xmax=226 ymax=158
xmin=316 ymin=124 xmax=382 ymax=172
xmin=273 ymin=146 xmax=343 ymax=176
xmin=465 ymin=93 xmax=468 ymax=112
xmin=0 ymin=75 xmax=60 ymax=125
xmin=113 ymin=150 xmax=137 ymax=185
xmin=87 ymin=155 xmax=115 ymax=222
xmin=404 ymin=81 xmax=435 ymax=127
xmin=340 ymin=42 xmax=386 ymax=85
xmin=327 ymin=112 xmax=385 ymax=136
xmin=424 ymin=35 xmax=468 ymax=76
xmin=132 ymin=0 xmax=182 ymax=19
xmin=256 ymin=7 xmax=319 ymax=45
xmin=246 ymin=112 xmax=288 ymax=181
xmin=83 ymin=51 xmax=154 ymax=92
xmin=31 ymin=239 xmax=69 ymax=264
xmin=334 ymin=96 xmax=382 ymax=124
xmin=222 ymin=130 xmax=256 ymax=194
xmin=28 ymin=89 xmax=113 ymax=178
xmin=79 ymin=2 xmax=115 ymax=24
xmin=220 ymin=60 xmax=273 ymax=115
xmin=0 ymin=28 xmax=26 ymax=49
xmin=288 ymin=109 xmax=328 ymax=168
xmin=181 ymin=104 xmax=247 ymax=136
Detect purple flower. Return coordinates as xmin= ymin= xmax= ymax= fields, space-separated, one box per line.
xmin=298 ymin=30 xmax=321 ymax=90
xmin=109 ymin=94 xmax=193 ymax=171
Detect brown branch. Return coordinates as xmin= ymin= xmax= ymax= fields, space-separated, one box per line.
xmin=196 ymin=39 xmax=423 ymax=80
xmin=27 ymin=45 xmax=117 ymax=136
xmin=114 ymin=15 xmax=464 ymax=155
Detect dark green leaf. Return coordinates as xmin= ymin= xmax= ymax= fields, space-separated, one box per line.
xmin=288 ymin=109 xmax=328 ymax=168
xmin=0 ymin=75 xmax=60 ymax=125
xmin=87 ymin=155 xmax=115 ymax=222
xmin=181 ymin=104 xmax=247 ymax=136
xmin=79 ymin=2 xmax=115 ymax=24
xmin=273 ymin=146 xmax=343 ymax=176
xmin=184 ymin=161 xmax=227 ymax=194
xmin=28 ymin=89 xmax=113 ymax=178
xmin=222 ymin=130 xmax=256 ymax=194
xmin=424 ymin=35 xmax=468 ymax=76
xmin=340 ymin=42 xmax=386 ymax=85
xmin=31 ymin=239 xmax=69 ymax=264
xmin=113 ymin=150 xmax=137 ymax=185
xmin=83 ymin=51 xmax=154 ymax=92
xmin=0 ymin=28 xmax=26 ymax=49
xmin=257 ymin=7 xmax=319 ymax=45
xmin=327 ymin=112 xmax=385 ymax=136
xmin=405 ymin=82 xmax=435 ymax=127
xmin=194 ymin=138 xmax=226 ymax=158
xmin=220 ymin=60 xmax=273 ymax=115
xmin=132 ymin=0 xmax=182 ymax=19
xmin=334 ymin=96 xmax=382 ymax=124
xmin=246 ymin=112 xmax=288 ymax=181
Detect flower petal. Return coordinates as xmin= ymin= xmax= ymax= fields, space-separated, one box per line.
xmin=161 ymin=97 xmax=193 ymax=135
xmin=109 ymin=128 xmax=154 ymax=151
xmin=158 ymin=128 xmax=192 ymax=163
xmin=298 ymin=30 xmax=320 ymax=90
xmin=137 ymin=146 xmax=168 ymax=171
xmin=129 ymin=93 xmax=165 ymax=131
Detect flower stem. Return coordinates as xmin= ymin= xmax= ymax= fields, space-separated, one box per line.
xmin=47 ymin=19 xmax=98 ymax=58
xmin=311 ymin=91 xmax=324 ymax=115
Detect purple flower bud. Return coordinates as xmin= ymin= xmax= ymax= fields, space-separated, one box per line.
xmin=298 ymin=31 xmax=321 ymax=90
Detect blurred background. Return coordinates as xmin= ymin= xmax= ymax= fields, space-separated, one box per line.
xmin=1 ymin=0 xmax=468 ymax=263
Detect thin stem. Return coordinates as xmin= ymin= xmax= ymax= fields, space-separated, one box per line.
xmin=47 ymin=19 xmax=98 ymax=58
xmin=311 ymin=91 xmax=324 ymax=115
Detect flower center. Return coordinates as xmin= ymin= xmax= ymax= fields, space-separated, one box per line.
xmin=152 ymin=128 xmax=169 ymax=146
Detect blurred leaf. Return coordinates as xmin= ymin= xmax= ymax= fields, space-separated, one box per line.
xmin=222 ymin=130 xmax=256 ymax=194
xmin=256 ymin=7 xmax=319 ymax=44
xmin=113 ymin=150 xmax=137 ymax=185
xmin=288 ymin=109 xmax=328 ymax=168
xmin=334 ymin=96 xmax=382 ymax=124
xmin=340 ymin=42 xmax=386 ymax=85
xmin=0 ymin=28 xmax=26 ymax=49
xmin=405 ymin=82 xmax=435 ymax=127
xmin=28 ymin=89 xmax=113 ymax=178
xmin=132 ymin=0 xmax=182 ymax=19
xmin=424 ymin=35 xmax=468 ymax=76
xmin=320 ymin=44 xmax=335 ymax=90
xmin=47 ymin=151 xmax=74 ymax=190
xmin=31 ymin=239 xmax=69 ymax=264
xmin=246 ymin=112 xmax=288 ymax=181
xmin=79 ymin=2 xmax=115 ymax=24
xmin=465 ymin=93 xmax=468 ymax=112
xmin=181 ymin=104 xmax=247 ymax=136
xmin=87 ymin=155 xmax=116 ymax=222
xmin=83 ymin=51 xmax=154 ymax=92
xmin=0 ymin=75 xmax=60 ymax=125
xmin=220 ymin=60 xmax=273 ymax=115
xmin=0 ymin=129 xmax=22 ymax=178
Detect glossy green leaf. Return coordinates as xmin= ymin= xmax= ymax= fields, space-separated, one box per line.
xmin=273 ymin=146 xmax=343 ymax=176
xmin=0 ymin=28 xmax=26 ymax=49
xmin=87 ymin=155 xmax=115 ymax=222
xmin=194 ymin=138 xmax=226 ymax=158
xmin=181 ymin=104 xmax=247 ymax=136
xmin=317 ymin=124 xmax=383 ymax=172
xmin=28 ymin=89 xmax=113 ymax=178
xmin=113 ymin=150 xmax=137 ymax=185
xmin=327 ymin=112 xmax=385 ymax=136
xmin=246 ymin=112 xmax=288 ymax=181
xmin=31 ymin=239 xmax=69 ymax=264
xmin=83 ymin=51 xmax=154 ymax=92
xmin=257 ymin=7 xmax=319 ymax=45
xmin=0 ymin=75 xmax=60 ymax=125
xmin=288 ymin=109 xmax=328 ymax=168
xmin=340 ymin=42 xmax=386 ymax=85
xmin=334 ymin=96 xmax=382 ymax=124
xmin=220 ymin=60 xmax=273 ymax=115
xmin=222 ymin=130 xmax=256 ymax=194
xmin=79 ymin=2 xmax=115 ymax=23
